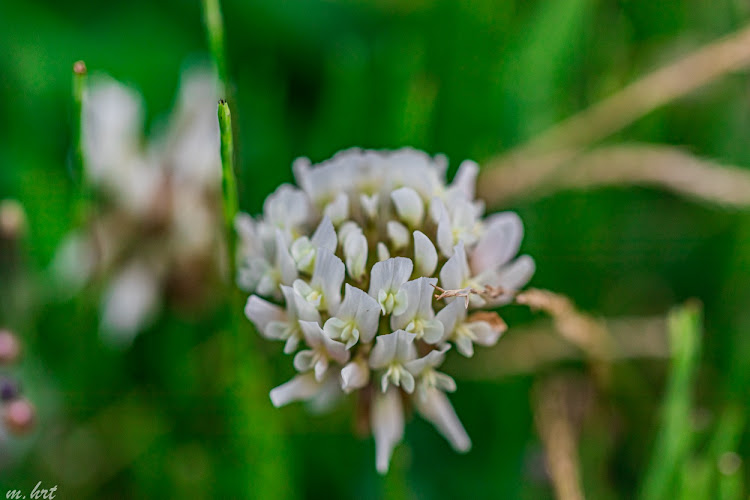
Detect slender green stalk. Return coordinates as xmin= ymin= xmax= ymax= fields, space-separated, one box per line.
xmin=218 ymin=100 xmax=238 ymax=228
xmin=201 ymin=0 xmax=229 ymax=94
xmin=218 ymin=99 xmax=239 ymax=284
xmin=72 ymin=60 xmax=87 ymax=187
xmin=639 ymin=302 xmax=702 ymax=500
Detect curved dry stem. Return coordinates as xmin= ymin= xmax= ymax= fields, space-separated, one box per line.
xmin=533 ymin=377 xmax=592 ymax=500
xmin=479 ymin=144 xmax=750 ymax=208
xmin=516 ymin=289 xmax=615 ymax=362
xmin=479 ymin=22 xmax=750 ymax=206
xmin=447 ymin=315 xmax=668 ymax=380
xmin=523 ymin=24 xmax=750 ymax=155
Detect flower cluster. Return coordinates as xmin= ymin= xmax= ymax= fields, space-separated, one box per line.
xmin=239 ymin=148 xmax=534 ymax=473
xmin=52 ymin=67 xmax=225 ymax=345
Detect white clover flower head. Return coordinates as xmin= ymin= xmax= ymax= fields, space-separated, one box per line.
xmin=239 ymin=147 xmax=535 ymax=474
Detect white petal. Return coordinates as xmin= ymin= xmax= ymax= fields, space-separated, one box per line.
xmin=314 ymin=358 xmax=329 ymax=381
xmin=339 ymin=284 xmax=381 ymax=343
xmin=434 ymin=372 xmax=457 ymax=393
xmin=413 ymin=231 xmax=438 ymax=277
xmin=323 ymin=316 xmax=350 ymax=342
xmin=404 ymin=345 xmax=449 ymax=375
xmin=421 ymin=319 xmax=445 ymax=344
xmin=323 ymin=193 xmax=349 ymax=226
xmin=293 ymin=350 xmax=316 ymax=373
xmin=275 ymin=230 xmax=298 ymax=286
xmin=340 ymin=358 xmax=370 ymax=393
xmin=281 ymin=285 xmax=321 ymax=323
xmin=293 ymin=279 xmax=321 ymax=309
xmin=392 ymin=288 xmax=409 ymax=317
xmin=400 ymin=370 xmax=415 ymax=394
xmin=377 ymin=242 xmax=390 ymax=262
xmin=290 ymin=236 xmax=316 ymax=274
xmin=368 ymin=257 xmax=414 ymax=298
xmin=435 ymin=203 xmax=454 ymax=257
xmin=337 ymin=221 xmax=361 ymax=247
xmin=312 ymin=248 xmax=345 ymax=312
xmin=283 ymin=334 xmax=300 ymax=354
xmin=467 ymin=320 xmax=504 ymax=347
xmin=387 ymin=221 xmax=410 ymax=250
xmin=435 ymin=299 xmax=467 ymax=342
xmin=306 ymin=370 xmax=344 ymax=414
xmin=369 ymin=331 xmax=399 ymax=369
xmin=245 ymin=295 xmax=286 ymax=339
xmin=391 ymin=186 xmax=424 ymax=227
xmin=439 ymin=242 xmax=469 ymax=291
xmin=263 ymin=184 xmax=313 ymax=236
xmin=269 ymin=373 xmax=321 ymax=408
xmin=391 ymin=277 xmax=438 ymax=330
xmin=311 ymin=215 xmax=338 ymax=253
xmin=488 ymin=255 xmax=536 ymax=305
xmin=455 ymin=335 xmax=475 ymax=357
xmin=292 ymin=156 xmax=312 ymax=192
xmin=497 ymin=254 xmax=535 ymax=290
xmin=415 ymin=389 xmax=471 ymax=453
xmin=298 ymin=320 xmax=326 ymax=349
xmin=360 ymin=193 xmax=379 ymax=220
xmin=320 ymin=334 xmax=351 ymax=365
xmin=428 ymin=197 xmax=444 ymax=224
xmin=394 ymin=329 xmax=418 ymax=362
xmin=370 ymin=330 xmax=416 ymax=369
xmin=371 ymin=388 xmax=405 ymax=475
xmin=470 ymin=212 xmax=523 ymax=274
xmin=448 ymin=160 xmax=478 ymax=200
xmin=344 ymin=232 xmax=368 ymax=281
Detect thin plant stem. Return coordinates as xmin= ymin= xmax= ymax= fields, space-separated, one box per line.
xmin=71 ymin=60 xmax=87 ymax=188
xmin=479 ymin=144 xmax=750 ymax=208
xmin=218 ymin=99 xmax=239 ymax=286
xmin=202 ymin=0 xmax=229 ymax=95
xmin=534 ymin=377 xmax=588 ymax=500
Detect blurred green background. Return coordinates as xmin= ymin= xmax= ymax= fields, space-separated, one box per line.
xmin=1 ymin=0 xmax=749 ymax=498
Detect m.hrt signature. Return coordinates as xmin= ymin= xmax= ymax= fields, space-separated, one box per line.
xmin=5 ymin=481 xmax=57 ymax=499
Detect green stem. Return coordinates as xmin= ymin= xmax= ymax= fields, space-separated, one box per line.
xmin=218 ymin=100 xmax=239 ymax=284
xmin=72 ymin=60 xmax=87 ymax=188
xmin=201 ymin=0 xmax=229 ymax=94
xmin=639 ymin=302 xmax=702 ymax=500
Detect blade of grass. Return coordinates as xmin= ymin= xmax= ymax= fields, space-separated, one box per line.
xmin=639 ymin=302 xmax=702 ymax=500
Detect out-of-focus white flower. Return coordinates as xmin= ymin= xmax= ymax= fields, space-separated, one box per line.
xmin=53 ymin=66 xmax=225 ymax=342
xmin=241 ymin=148 xmax=534 ymax=473
xmin=100 ymin=260 xmax=162 ymax=346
